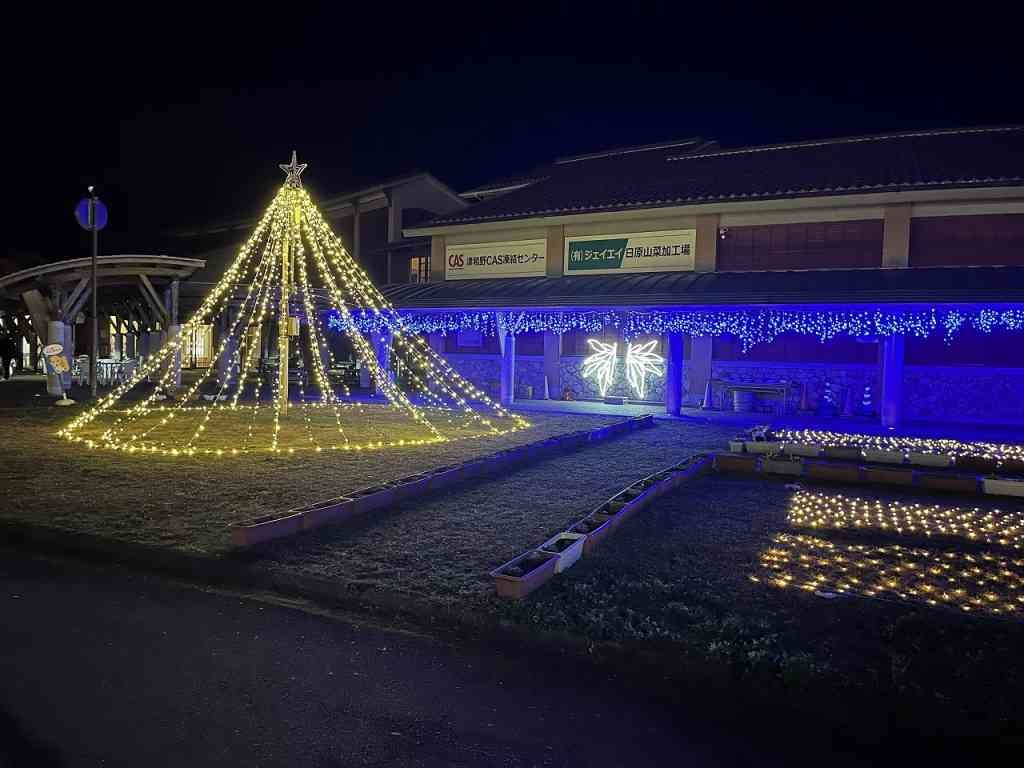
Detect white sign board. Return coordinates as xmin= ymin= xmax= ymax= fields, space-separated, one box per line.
xmin=445 ymin=239 xmax=547 ymax=280
xmin=564 ymin=229 xmax=696 ymax=275
xmin=42 ymin=343 xmax=64 ymax=357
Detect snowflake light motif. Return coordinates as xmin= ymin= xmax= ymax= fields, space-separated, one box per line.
xmin=581 ymin=339 xmax=618 ymax=397
xmin=625 ymin=340 xmax=664 ymax=400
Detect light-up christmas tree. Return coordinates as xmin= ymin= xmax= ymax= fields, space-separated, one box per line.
xmin=60 ymin=154 xmax=529 ymax=457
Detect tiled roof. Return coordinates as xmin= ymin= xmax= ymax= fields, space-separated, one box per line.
xmin=418 ymin=126 xmax=1024 ymax=228
xmin=379 ymin=265 xmax=1024 ymax=309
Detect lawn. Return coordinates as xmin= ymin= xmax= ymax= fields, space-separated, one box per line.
xmin=253 ymin=421 xmax=738 ymax=597
xmin=0 ymin=401 xmax=618 ymax=553
xmin=494 ymin=473 xmax=1024 ymax=731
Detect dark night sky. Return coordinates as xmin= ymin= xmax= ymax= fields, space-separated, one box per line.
xmin=3 ymin=5 xmax=1022 ymax=267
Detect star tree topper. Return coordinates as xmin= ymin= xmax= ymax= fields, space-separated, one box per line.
xmin=279 ymin=151 xmax=308 ymax=187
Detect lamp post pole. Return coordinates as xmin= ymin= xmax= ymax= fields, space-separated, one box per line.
xmin=89 ymin=188 xmax=99 ymax=399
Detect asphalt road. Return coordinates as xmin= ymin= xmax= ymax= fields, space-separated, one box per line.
xmin=0 ymin=551 xmax=823 ymax=768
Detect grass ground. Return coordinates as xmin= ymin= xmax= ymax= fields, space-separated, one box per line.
xmin=495 ymin=473 xmax=1024 ymax=731
xmin=253 ymin=420 xmax=738 ymax=598
xmin=0 ymin=395 xmax=617 ymax=553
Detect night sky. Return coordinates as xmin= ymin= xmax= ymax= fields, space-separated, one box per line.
xmin=4 ymin=6 xmax=1021 ymax=268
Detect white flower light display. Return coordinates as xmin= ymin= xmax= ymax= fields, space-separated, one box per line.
xmin=624 ymin=340 xmax=664 ymax=400
xmin=581 ymin=339 xmax=617 ymax=397
xmin=581 ymin=338 xmax=665 ymax=399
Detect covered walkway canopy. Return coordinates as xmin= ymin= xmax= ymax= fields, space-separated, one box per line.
xmin=0 ymin=254 xmax=204 ymax=389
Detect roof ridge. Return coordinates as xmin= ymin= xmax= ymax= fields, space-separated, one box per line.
xmin=556 ymin=137 xmax=707 ymax=164
xmin=667 ymin=125 xmax=1024 ymax=163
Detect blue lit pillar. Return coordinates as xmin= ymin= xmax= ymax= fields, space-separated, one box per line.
xmin=880 ymin=334 xmax=904 ymax=428
xmin=499 ymin=328 xmax=516 ymax=407
xmin=372 ymin=329 xmax=393 ymax=394
xmin=665 ymin=332 xmax=684 ymax=416
xmin=542 ymin=331 xmax=560 ymax=399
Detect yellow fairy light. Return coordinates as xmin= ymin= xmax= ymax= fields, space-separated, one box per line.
xmin=60 ymin=159 xmax=529 ymax=458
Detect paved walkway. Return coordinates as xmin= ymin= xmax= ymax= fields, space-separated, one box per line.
xmin=0 ymin=551 xmax=852 ymax=768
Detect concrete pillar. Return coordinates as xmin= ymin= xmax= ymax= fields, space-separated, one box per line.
xmin=430 ymin=236 xmax=446 ymax=283
xmin=168 ymin=325 xmax=182 ymax=388
xmin=371 ymin=330 xmax=393 ymax=393
xmin=665 ymin=332 xmax=684 ymax=416
xmin=499 ymin=329 xmax=516 ymax=407
xmin=542 ymin=331 xmax=561 ymax=399
xmin=217 ymin=311 xmax=238 ymax=389
xmin=882 ymin=204 xmax=912 ymax=268
xmin=688 ymin=336 xmax=714 ymax=408
xmin=545 ymin=226 xmax=564 ymax=278
xmin=880 ymin=334 xmax=905 ymax=428
xmin=694 ymin=214 xmax=720 ymax=273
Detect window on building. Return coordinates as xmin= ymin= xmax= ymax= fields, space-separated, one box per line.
xmin=906 ymin=328 xmax=1024 ymax=367
xmin=409 ymin=255 xmax=430 ymax=283
xmin=713 ymin=333 xmax=878 ymax=364
xmin=183 ymin=324 xmax=214 ymax=368
xmin=515 ymin=332 xmax=544 ymax=356
xmin=717 ymin=220 xmax=884 ymax=271
xmin=444 ymin=331 xmax=500 ymax=354
xmin=909 ymin=214 xmax=1024 ymax=267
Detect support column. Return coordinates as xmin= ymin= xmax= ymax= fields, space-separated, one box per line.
xmin=665 ymin=332 xmax=684 ymax=416
xmin=164 ymin=281 xmax=181 ymax=388
xmin=545 ymin=226 xmax=564 ymax=278
xmin=689 ymin=336 xmax=713 ymax=408
xmin=880 ymin=334 xmax=905 ymax=428
xmin=882 ymin=204 xmax=912 ymax=268
xmin=542 ymin=331 xmax=561 ymax=399
xmin=216 ymin=309 xmax=237 ymax=388
xmin=371 ymin=330 xmax=393 ymax=394
xmin=498 ymin=328 xmax=516 ymax=407
xmin=429 ymin=236 xmax=446 ymax=283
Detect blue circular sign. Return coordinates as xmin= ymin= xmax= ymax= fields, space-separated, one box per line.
xmin=75 ymin=198 xmax=108 ymax=231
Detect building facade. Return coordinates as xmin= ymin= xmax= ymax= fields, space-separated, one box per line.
xmin=388 ymin=127 xmax=1024 ymax=426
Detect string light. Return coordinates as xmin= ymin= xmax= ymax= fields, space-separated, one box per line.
xmin=330 ymin=306 xmax=1024 ymax=351
xmin=59 ymin=159 xmax=530 ymax=457
xmin=787 ymin=490 xmax=1024 ymax=550
xmin=754 ymin=532 xmax=1024 ymax=619
xmin=774 ymin=429 xmax=1024 ymax=465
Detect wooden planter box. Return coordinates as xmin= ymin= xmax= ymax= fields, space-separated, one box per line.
xmin=390 ymin=474 xmax=430 ymax=502
xmin=763 ymin=457 xmax=804 ymax=476
xmin=296 ymin=496 xmax=355 ymax=531
xmin=569 ymin=513 xmax=615 ymax=554
xmin=863 ymin=466 xmax=915 ymax=486
xmin=426 ymin=464 xmax=463 ymax=490
xmin=349 ymin=485 xmax=395 ymax=515
xmin=744 ymin=441 xmax=782 ymax=455
xmin=491 ymin=550 xmax=559 ymax=599
xmin=917 ymin=473 xmax=978 ymax=494
xmin=982 ymin=477 xmax=1024 ymax=497
xmin=714 ymin=453 xmax=761 ymax=473
xmin=999 ymin=459 xmax=1024 ymax=477
xmin=784 ymin=443 xmax=821 ymax=458
xmin=539 ymin=532 xmax=586 ymax=573
xmin=230 ymin=510 xmax=305 ymax=548
xmin=908 ymin=452 xmax=952 ymax=468
xmin=806 ymin=462 xmax=861 ymax=484
xmin=954 ymin=455 xmax=1000 ymax=475
xmin=824 ymin=446 xmax=864 ymax=462
xmin=863 ymin=449 xmax=905 ymax=465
